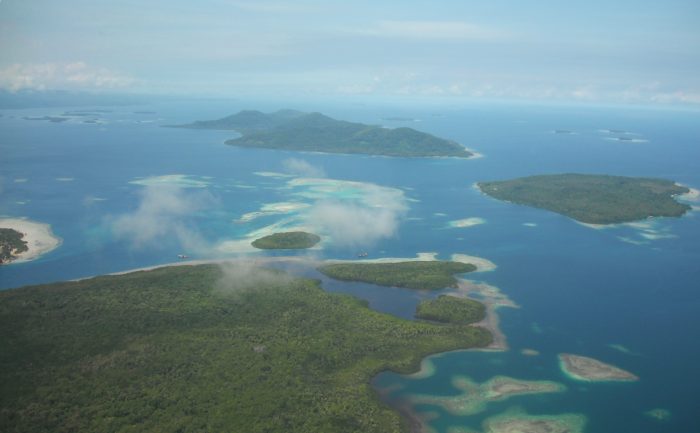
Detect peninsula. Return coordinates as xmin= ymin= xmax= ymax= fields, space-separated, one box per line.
xmin=251 ymin=231 xmax=321 ymax=249
xmin=318 ymin=261 xmax=477 ymax=290
xmin=559 ymin=354 xmax=639 ymax=382
xmin=0 ymin=264 xmax=491 ymax=432
xmin=170 ymin=109 xmax=474 ymax=158
xmin=478 ymin=174 xmax=691 ymax=224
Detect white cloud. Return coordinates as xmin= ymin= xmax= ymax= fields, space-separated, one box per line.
xmin=282 ymin=158 xmax=326 ymax=178
xmin=307 ymin=185 xmax=407 ymax=248
xmin=215 ymin=262 xmax=294 ymax=293
xmin=110 ymin=185 xmax=216 ymax=252
xmin=0 ymin=62 xmax=134 ymax=92
xmin=356 ymin=20 xmax=507 ymax=41
xmin=649 ymin=91 xmax=700 ymax=105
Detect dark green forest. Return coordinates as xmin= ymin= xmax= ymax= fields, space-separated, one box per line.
xmin=415 ymin=295 xmax=486 ymax=325
xmin=478 ymin=173 xmax=691 ymax=224
xmin=251 ymin=231 xmax=321 ymax=249
xmin=0 ymin=264 xmax=491 ymax=433
xmin=318 ymin=261 xmax=476 ymax=291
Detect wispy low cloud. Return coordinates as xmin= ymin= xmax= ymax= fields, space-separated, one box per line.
xmin=215 ymin=262 xmax=294 ymax=293
xmin=0 ymin=62 xmax=134 ymax=92
xmin=355 ymin=20 xmax=508 ymax=41
xmin=307 ymin=185 xmax=407 ymax=248
xmin=282 ymin=158 xmax=326 ymax=178
xmin=110 ymin=185 xmax=216 ymax=252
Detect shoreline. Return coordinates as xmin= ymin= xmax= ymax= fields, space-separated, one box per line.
xmin=325 ymin=251 xmax=497 ymax=272
xmin=450 ymin=279 xmax=518 ymax=351
xmin=76 ymin=255 xmax=509 ymax=351
xmin=74 ymin=255 xmax=319 ymax=281
xmin=677 ymin=185 xmax=700 ymax=202
xmin=0 ymin=218 xmax=62 ymax=264
xmin=558 ymin=353 xmax=639 ymax=382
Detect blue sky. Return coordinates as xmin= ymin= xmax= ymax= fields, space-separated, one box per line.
xmin=1 ymin=0 xmax=698 ymax=105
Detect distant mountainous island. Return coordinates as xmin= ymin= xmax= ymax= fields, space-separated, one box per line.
xmin=170 ymin=109 xmax=474 ymax=158
xmin=478 ymin=174 xmax=692 ymax=225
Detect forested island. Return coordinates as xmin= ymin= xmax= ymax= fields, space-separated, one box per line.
xmin=0 ymin=264 xmax=491 ymax=433
xmin=478 ymin=173 xmax=692 ymax=224
xmin=415 ymin=295 xmax=486 ymax=325
xmin=251 ymin=231 xmax=321 ymax=249
xmin=170 ymin=109 xmax=474 ymax=158
xmin=0 ymin=228 xmax=28 ymax=264
xmin=318 ymin=261 xmax=476 ymax=290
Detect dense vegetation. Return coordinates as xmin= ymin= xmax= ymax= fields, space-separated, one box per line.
xmin=251 ymin=231 xmax=321 ymax=249
xmin=0 ymin=228 xmax=28 ymax=264
xmin=0 ymin=264 xmax=491 ymax=433
xmin=318 ymin=261 xmax=476 ymax=291
xmin=478 ymin=173 xmax=691 ymax=224
xmin=415 ymin=295 xmax=486 ymax=325
xmin=172 ymin=110 xmax=473 ymax=158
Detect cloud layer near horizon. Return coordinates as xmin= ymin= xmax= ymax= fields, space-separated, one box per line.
xmin=0 ymin=0 xmax=697 ymax=105
xmin=0 ymin=62 xmax=134 ymax=92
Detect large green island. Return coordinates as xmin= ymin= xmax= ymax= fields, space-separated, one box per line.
xmin=170 ymin=109 xmax=474 ymax=158
xmin=251 ymin=231 xmax=321 ymax=250
xmin=318 ymin=261 xmax=477 ymax=291
xmin=477 ymin=173 xmax=692 ymax=224
xmin=0 ymin=264 xmax=491 ymax=432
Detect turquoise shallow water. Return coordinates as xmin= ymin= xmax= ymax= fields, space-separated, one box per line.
xmin=1 ymin=99 xmax=699 ymax=432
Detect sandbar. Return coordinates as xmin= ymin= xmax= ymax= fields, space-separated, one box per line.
xmin=0 ymin=218 xmax=61 ymax=264
xmin=677 ymin=186 xmax=700 ymax=202
xmin=559 ymin=353 xmax=638 ymax=382
xmin=325 ymin=252 xmax=496 ymax=273
xmin=448 ymin=217 xmax=486 ymax=228
xmin=483 ymin=376 xmax=565 ymax=401
xmin=448 ymin=279 xmax=517 ymax=350
xmin=236 ymin=202 xmax=310 ymax=223
xmin=644 ymin=408 xmax=671 ymax=421
xmin=253 ymin=171 xmax=294 ymax=178
xmin=451 ymin=254 xmax=496 ymax=272
xmin=129 ymin=174 xmax=210 ymax=188
xmin=326 ymin=252 xmax=439 ymax=264
xmin=481 ymin=411 xmax=586 ymax=433
xmin=410 ymin=375 xmax=565 ymax=417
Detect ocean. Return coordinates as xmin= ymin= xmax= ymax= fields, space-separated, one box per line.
xmin=1 ymin=98 xmax=699 ymax=432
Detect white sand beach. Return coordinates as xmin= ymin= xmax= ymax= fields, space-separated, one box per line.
xmin=0 ymin=218 xmax=62 ymax=263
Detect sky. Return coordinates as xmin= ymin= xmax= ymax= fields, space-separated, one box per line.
xmin=0 ymin=0 xmax=699 ymax=105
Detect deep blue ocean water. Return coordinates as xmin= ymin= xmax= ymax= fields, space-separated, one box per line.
xmin=1 ymin=99 xmax=699 ymax=432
